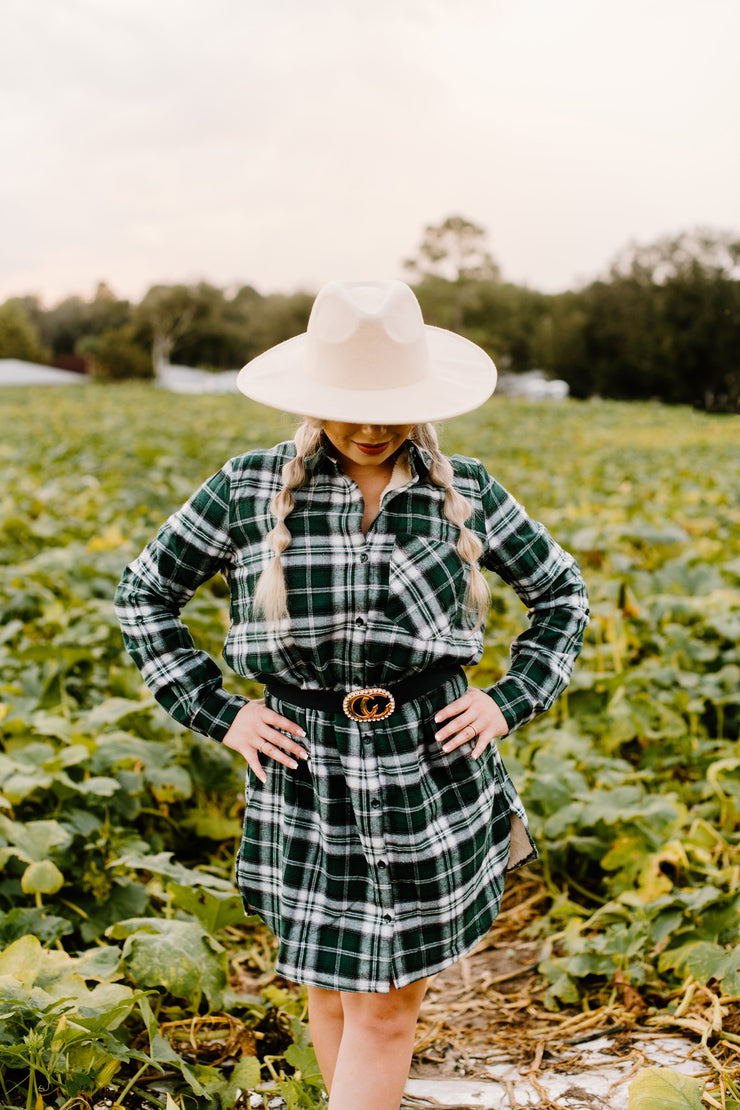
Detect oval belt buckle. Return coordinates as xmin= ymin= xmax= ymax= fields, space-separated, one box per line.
xmin=343 ymin=687 xmax=396 ymax=722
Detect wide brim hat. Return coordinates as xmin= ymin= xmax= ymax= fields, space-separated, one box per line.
xmin=237 ymin=279 xmax=496 ymax=423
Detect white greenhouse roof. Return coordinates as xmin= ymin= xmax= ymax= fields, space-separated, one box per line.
xmin=0 ymin=359 xmax=89 ymax=385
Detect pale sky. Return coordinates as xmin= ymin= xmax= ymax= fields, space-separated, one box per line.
xmin=2 ymin=0 xmax=739 ymax=304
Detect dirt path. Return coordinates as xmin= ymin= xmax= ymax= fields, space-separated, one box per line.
xmin=405 ymin=874 xmax=736 ymax=1109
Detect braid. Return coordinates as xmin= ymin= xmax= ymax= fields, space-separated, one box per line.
xmin=254 ymin=419 xmax=489 ymax=629
xmin=252 ymin=418 xmax=323 ymax=621
xmin=411 ymin=423 xmax=491 ymax=631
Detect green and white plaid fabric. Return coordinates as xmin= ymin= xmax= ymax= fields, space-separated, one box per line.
xmin=116 ymin=439 xmax=588 ymax=992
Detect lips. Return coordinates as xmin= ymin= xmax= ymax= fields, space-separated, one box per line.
xmin=355 ymin=441 xmax=390 ymax=455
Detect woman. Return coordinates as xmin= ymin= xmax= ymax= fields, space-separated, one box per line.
xmin=115 ymin=280 xmax=589 ymax=1110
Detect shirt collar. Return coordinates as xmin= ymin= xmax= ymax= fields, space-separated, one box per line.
xmin=407 ymin=440 xmax=433 ymax=476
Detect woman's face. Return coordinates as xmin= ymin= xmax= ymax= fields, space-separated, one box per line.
xmin=322 ymin=422 xmax=413 ymax=470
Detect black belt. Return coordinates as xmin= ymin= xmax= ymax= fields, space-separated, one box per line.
xmin=265 ymin=666 xmax=463 ymax=722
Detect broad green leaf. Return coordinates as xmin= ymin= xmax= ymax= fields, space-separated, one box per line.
xmin=0 ymin=769 xmax=54 ymax=803
xmin=0 ymin=933 xmax=44 ymax=986
xmin=539 ymin=958 xmax=579 ymax=1008
xmin=0 ymin=815 xmax=71 ymax=861
xmin=82 ymin=696 xmax=157 ymax=729
xmin=679 ymin=941 xmax=731 ymax=983
xmin=21 ymin=859 xmax=65 ymax=894
xmin=167 ymin=882 xmax=247 ymax=933
xmin=284 ymin=1042 xmax=323 ymax=1085
xmin=659 ymin=941 xmax=740 ymax=990
xmin=73 ymin=774 xmax=120 ymax=796
xmin=113 ymin=918 xmax=226 ymax=1008
xmin=113 ymin=850 xmax=235 ymax=891
xmin=628 ymin=1066 xmax=704 ymax=1109
xmin=72 ymin=945 xmax=123 ymax=981
xmin=718 ymin=946 xmax=740 ymax=994
xmin=221 ymin=1055 xmax=262 ymax=1100
xmin=145 ymin=763 xmax=193 ymax=801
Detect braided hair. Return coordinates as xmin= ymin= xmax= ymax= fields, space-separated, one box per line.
xmin=252 ymin=420 xmax=490 ymax=630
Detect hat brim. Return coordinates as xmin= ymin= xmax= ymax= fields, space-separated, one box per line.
xmin=237 ymin=325 xmax=497 ymax=424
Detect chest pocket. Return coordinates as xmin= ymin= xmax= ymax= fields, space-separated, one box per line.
xmin=384 ymin=533 xmax=468 ymax=639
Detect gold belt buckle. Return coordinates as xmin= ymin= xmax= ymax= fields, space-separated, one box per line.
xmin=343 ymin=686 xmax=396 ymax=722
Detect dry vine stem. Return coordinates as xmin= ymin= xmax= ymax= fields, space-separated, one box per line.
xmin=159 ymin=1014 xmax=257 ymax=1065
xmin=410 ymin=873 xmax=739 ymax=1107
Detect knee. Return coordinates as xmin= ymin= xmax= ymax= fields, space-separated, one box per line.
xmin=344 ymin=993 xmax=420 ymax=1045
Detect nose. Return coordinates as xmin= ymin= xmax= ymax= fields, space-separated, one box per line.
xmin=360 ymin=425 xmax=388 ymax=436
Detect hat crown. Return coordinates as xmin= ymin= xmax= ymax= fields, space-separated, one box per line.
xmin=306 ymin=280 xmax=428 ymax=391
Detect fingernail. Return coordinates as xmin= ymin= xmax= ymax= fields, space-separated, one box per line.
xmin=289 ymin=760 xmax=298 ymax=769
xmin=299 ymin=750 xmax=309 ymax=760
xmin=434 ymin=715 xmax=440 ymax=723
xmin=443 ymin=743 xmax=453 ymax=753
xmin=297 ymin=728 xmax=306 ymax=737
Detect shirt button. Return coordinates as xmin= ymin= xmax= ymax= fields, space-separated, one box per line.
xmin=356 ymin=617 xmax=365 ymax=628
xmin=378 ymin=860 xmax=387 ymax=869
xmin=371 ymin=798 xmax=381 ymax=809
xmin=383 ymin=913 xmax=393 ymax=924
xmin=360 ymin=553 xmax=368 ymax=563
xmin=362 ymin=733 xmax=373 ymax=744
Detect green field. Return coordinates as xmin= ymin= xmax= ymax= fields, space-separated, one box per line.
xmin=1 ymin=385 xmax=739 ymax=1108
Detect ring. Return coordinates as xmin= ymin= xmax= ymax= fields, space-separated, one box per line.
xmin=258 ymin=740 xmax=266 ymax=753
xmin=469 ymin=726 xmax=477 ymax=739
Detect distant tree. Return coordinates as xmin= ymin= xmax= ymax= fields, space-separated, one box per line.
xmin=80 ymin=325 xmax=153 ymax=381
xmin=531 ymin=293 xmax=590 ymax=391
xmin=246 ymin=291 xmax=314 ymax=357
xmin=404 ymin=215 xmax=500 ymax=284
xmin=460 ymin=282 xmax=549 ymax=373
xmin=136 ymin=283 xmax=232 ymax=373
xmin=610 ymin=228 xmax=740 ymax=285
xmin=0 ymin=299 xmax=49 ymax=363
xmin=538 ymin=229 xmax=740 ymax=409
xmin=40 ymin=284 xmax=132 ymax=358
xmin=405 ymin=215 xmax=502 ymax=335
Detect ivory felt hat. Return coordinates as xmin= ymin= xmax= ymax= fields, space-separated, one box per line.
xmin=237 ymin=280 xmax=496 ymax=423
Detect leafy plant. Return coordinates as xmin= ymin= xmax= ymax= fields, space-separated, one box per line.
xmin=1 ymin=386 xmax=738 ymax=1104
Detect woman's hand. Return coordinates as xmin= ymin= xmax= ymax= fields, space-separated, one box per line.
xmin=223 ymin=701 xmax=308 ymax=784
xmin=434 ymin=687 xmax=509 ymax=760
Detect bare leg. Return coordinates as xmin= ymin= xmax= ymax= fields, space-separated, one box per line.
xmin=327 ymin=978 xmax=428 ymax=1110
xmin=307 ymin=984 xmax=344 ymax=1093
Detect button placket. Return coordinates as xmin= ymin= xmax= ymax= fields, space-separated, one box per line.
xmin=355 ymin=725 xmax=395 ymax=920
xmin=347 ymin=532 xmax=371 ymax=679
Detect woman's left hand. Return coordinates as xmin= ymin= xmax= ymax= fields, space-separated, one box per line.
xmin=434 ymin=687 xmax=509 ymax=760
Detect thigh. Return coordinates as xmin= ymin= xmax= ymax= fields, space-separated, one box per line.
xmin=340 ymin=978 xmax=428 ymax=1028
xmin=307 ymin=984 xmax=344 ymax=1020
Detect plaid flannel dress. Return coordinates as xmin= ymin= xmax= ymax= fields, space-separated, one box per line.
xmin=116 ymin=440 xmax=589 ymax=992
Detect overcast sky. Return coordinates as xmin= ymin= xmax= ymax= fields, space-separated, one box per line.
xmin=2 ymin=0 xmax=739 ymax=304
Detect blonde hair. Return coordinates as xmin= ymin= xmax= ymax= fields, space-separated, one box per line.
xmin=253 ymin=420 xmax=490 ymax=630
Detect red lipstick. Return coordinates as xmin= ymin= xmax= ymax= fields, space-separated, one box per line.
xmin=355 ymin=441 xmax=390 ymax=455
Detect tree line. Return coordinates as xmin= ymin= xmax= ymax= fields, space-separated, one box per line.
xmin=1 ymin=216 xmax=738 ymax=410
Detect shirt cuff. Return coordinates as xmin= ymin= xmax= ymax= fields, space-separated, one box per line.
xmin=487 ymin=677 xmax=545 ymax=734
xmin=189 ymin=690 xmax=249 ymax=742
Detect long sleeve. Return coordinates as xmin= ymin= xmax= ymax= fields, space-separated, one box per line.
xmin=114 ymin=465 xmax=248 ymax=741
xmin=478 ymin=472 xmax=589 ymax=732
